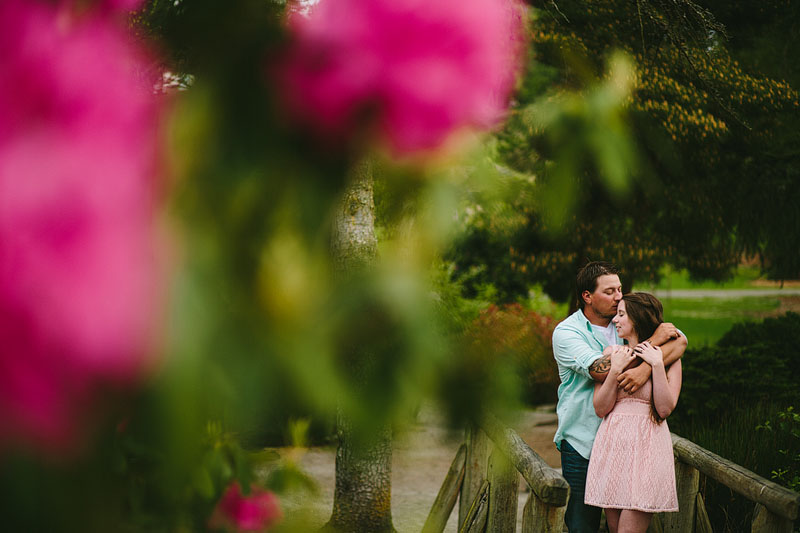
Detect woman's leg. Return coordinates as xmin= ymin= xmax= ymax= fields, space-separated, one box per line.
xmin=617 ymin=509 xmax=652 ymax=533
xmin=604 ymin=508 xmax=621 ymax=532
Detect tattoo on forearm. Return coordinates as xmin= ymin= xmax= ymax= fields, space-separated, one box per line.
xmin=590 ymin=356 xmax=611 ymax=374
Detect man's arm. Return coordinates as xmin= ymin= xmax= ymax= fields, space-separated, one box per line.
xmin=589 ymin=346 xmax=613 ymax=382
xmin=653 ymin=324 xmax=687 ymax=366
xmin=593 ymin=346 xmax=635 ymax=416
xmin=552 ymin=326 xmax=606 ymax=382
xmin=617 ymin=325 xmax=687 ymax=393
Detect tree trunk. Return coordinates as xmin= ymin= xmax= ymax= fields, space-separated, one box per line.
xmin=325 ymin=158 xmax=396 ymax=533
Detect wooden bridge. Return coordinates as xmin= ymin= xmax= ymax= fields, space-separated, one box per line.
xmin=422 ymin=414 xmax=800 ymax=533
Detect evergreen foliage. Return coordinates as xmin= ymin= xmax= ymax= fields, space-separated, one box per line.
xmin=447 ymin=0 xmax=800 ymax=305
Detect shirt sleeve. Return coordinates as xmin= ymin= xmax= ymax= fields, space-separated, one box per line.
xmin=553 ymin=326 xmax=604 ymax=380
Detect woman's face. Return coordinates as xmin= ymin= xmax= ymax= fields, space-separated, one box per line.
xmin=612 ymin=300 xmax=635 ymax=341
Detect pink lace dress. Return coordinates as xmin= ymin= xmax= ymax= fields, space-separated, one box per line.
xmin=584 ymin=379 xmax=678 ymax=512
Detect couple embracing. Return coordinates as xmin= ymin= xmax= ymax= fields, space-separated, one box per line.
xmin=553 ymin=261 xmax=687 ymax=533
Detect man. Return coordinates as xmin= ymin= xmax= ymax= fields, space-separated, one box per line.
xmin=552 ymin=261 xmax=686 ymax=533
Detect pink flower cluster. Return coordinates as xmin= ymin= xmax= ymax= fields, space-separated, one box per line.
xmin=0 ymin=0 xmax=162 ymax=452
xmin=209 ymin=483 xmax=282 ymax=532
xmin=280 ymin=0 xmax=525 ymax=156
xmin=63 ymin=0 xmax=146 ymax=13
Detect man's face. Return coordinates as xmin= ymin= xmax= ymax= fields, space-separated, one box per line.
xmin=584 ymin=274 xmax=622 ymax=319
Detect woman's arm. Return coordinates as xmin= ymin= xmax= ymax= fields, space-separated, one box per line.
xmin=637 ymin=342 xmax=683 ymax=418
xmin=593 ymin=346 xmax=635 ymax=418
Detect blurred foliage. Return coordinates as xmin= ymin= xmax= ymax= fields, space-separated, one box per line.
xmin=36 ymin=1 xmax=546 ymax=529
xmin=447 ymin=0 xmax=800 ymax=306
xmin=465 ymin=304 xmax=559 ymax=406
xmin=0 ymin=0 xmax=499 ymax=529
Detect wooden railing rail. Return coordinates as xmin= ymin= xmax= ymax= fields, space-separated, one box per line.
xmin=424 ymin=422 xmax=800 ymax=533
xmin=423 ymin=415 xmax=568 ymax=533
xmin=671 ymin=434 xmax=799 ymax=522
xmin=653 ymin=433 xmax=800 ymax=533
xmin=479 ymin=414 xmax=569 ymax=506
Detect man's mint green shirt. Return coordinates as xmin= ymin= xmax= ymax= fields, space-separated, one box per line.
xmin=552 ymin=309 xmax=621 ymax=460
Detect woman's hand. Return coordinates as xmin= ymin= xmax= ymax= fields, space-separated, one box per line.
xmin=634 ymin=341 xmax=663 ymax=367
xmin=609 ymin=345 xmax=635 ymax=374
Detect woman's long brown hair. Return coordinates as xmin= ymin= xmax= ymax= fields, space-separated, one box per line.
xmin=622 ymin=292 xmax=666 ymax=423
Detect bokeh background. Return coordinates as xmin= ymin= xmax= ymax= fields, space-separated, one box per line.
xmin=1 ymin=0 xmax=798 ymax=531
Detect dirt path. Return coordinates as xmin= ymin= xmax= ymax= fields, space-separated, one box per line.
xmin=275 ymin=405 xmax=560 ymax=532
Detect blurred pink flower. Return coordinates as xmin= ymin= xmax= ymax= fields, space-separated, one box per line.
xmin=0 ymin=0 xmax=163 ymax=452
xmin=209 ymin=483 xmax=283 ymax=532
xmin=279 ymin=0 xmax=526 ymax=155
xmin=60 ymin=0 xmax=146 ymax=13
xmin=104 ymin=0 xmax=146 ymax=11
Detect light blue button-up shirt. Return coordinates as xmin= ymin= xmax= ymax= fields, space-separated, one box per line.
xmin=552 ymin=309 xmax=621 ymax=460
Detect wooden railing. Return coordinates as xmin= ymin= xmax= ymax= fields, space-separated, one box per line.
xmin=423 ymin=416 xmax=800 ymax=533
xmin=649 ymin=434 xmax=800 ymax=533
xmin=422 ymin=413 xmax=569 ymax=533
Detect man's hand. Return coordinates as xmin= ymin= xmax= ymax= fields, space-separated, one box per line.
xmin=649 ymin=322 xmax=679 ymax=346
xmin=617 ymin=361 xmax=651 ymax=393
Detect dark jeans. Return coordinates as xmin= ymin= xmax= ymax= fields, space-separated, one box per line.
xmin=560 ymin=439 xmax=602 ymax=533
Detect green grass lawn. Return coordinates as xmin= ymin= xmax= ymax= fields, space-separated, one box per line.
xmin=636 ymin=264 xmax=797 ymax=291
xmin=631 ymin=265 xmax=800 ymax=345
xmin=659 ymin=296 xmax=782 ymax=346
xmin=527 ymin=265 xmax=799 ymax=346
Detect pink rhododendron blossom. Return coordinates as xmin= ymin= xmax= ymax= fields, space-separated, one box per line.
xmin=279 ymin=0 xmax=526 ymax=155
xmin=209 ymin=483 xmax=283 ymax=532
xmin=104 ymin=0 xmax=146 ymax=11
xmin=0 ymin=0 xmax=163 ymax=452
xmin=61 ymin=0 xmax=146 ymax=13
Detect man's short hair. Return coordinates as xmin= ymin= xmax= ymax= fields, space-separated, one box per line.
xmin=575 ymin=261 xmax=621 ymax=310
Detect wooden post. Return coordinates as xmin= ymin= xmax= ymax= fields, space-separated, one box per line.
xmin=459 ymin=424 xmax=492 ymax=530
xmin=695 ymin=492 xmax=712 ymax=533
xmin=752 ymin=503 xmax=795 ymax=533
xmin=521 ymin=491 xmax=566 ymax=533
xmin=423 ymin=444 xmax=467 ymax=533
xmin=478 ymin=414 xmax=569 ymax=506
xmin=459 ymin=480 xmax=490 ymax=533
xmin=660 ymin=459 xmax=698 ymax=533
xmin=646 ymin=514 xmax=664 ymax=533
xmin=486 ymin=448 xmax=518 ymax=533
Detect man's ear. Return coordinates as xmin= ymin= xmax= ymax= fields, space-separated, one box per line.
xmin=582 ymin=290 xmax=592 ymax=306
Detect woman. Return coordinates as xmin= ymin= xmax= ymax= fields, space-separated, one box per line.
xmin=584 ymin=292 xmax=682 ymax=533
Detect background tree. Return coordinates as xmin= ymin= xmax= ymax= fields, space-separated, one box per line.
xmin=326 ymin=161 xmax=395 ymax=532
xmin=447 ymin=0 xmax=800 ymax=307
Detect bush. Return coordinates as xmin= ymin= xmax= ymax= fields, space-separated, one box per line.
xmin=717 ymin=311 xmax=800 ymax=375
xmin=464 ymin=303 xmax=559 ymax=406
xmin=758 ymin=407 xmax=800 ymax=493
xmin=671 ymin=345 xmax=793 ymax=424
xmin=668 ymin=312 xmax=800 ymax=532
xmin=671 ymin=312 xmax=800 ymax=426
